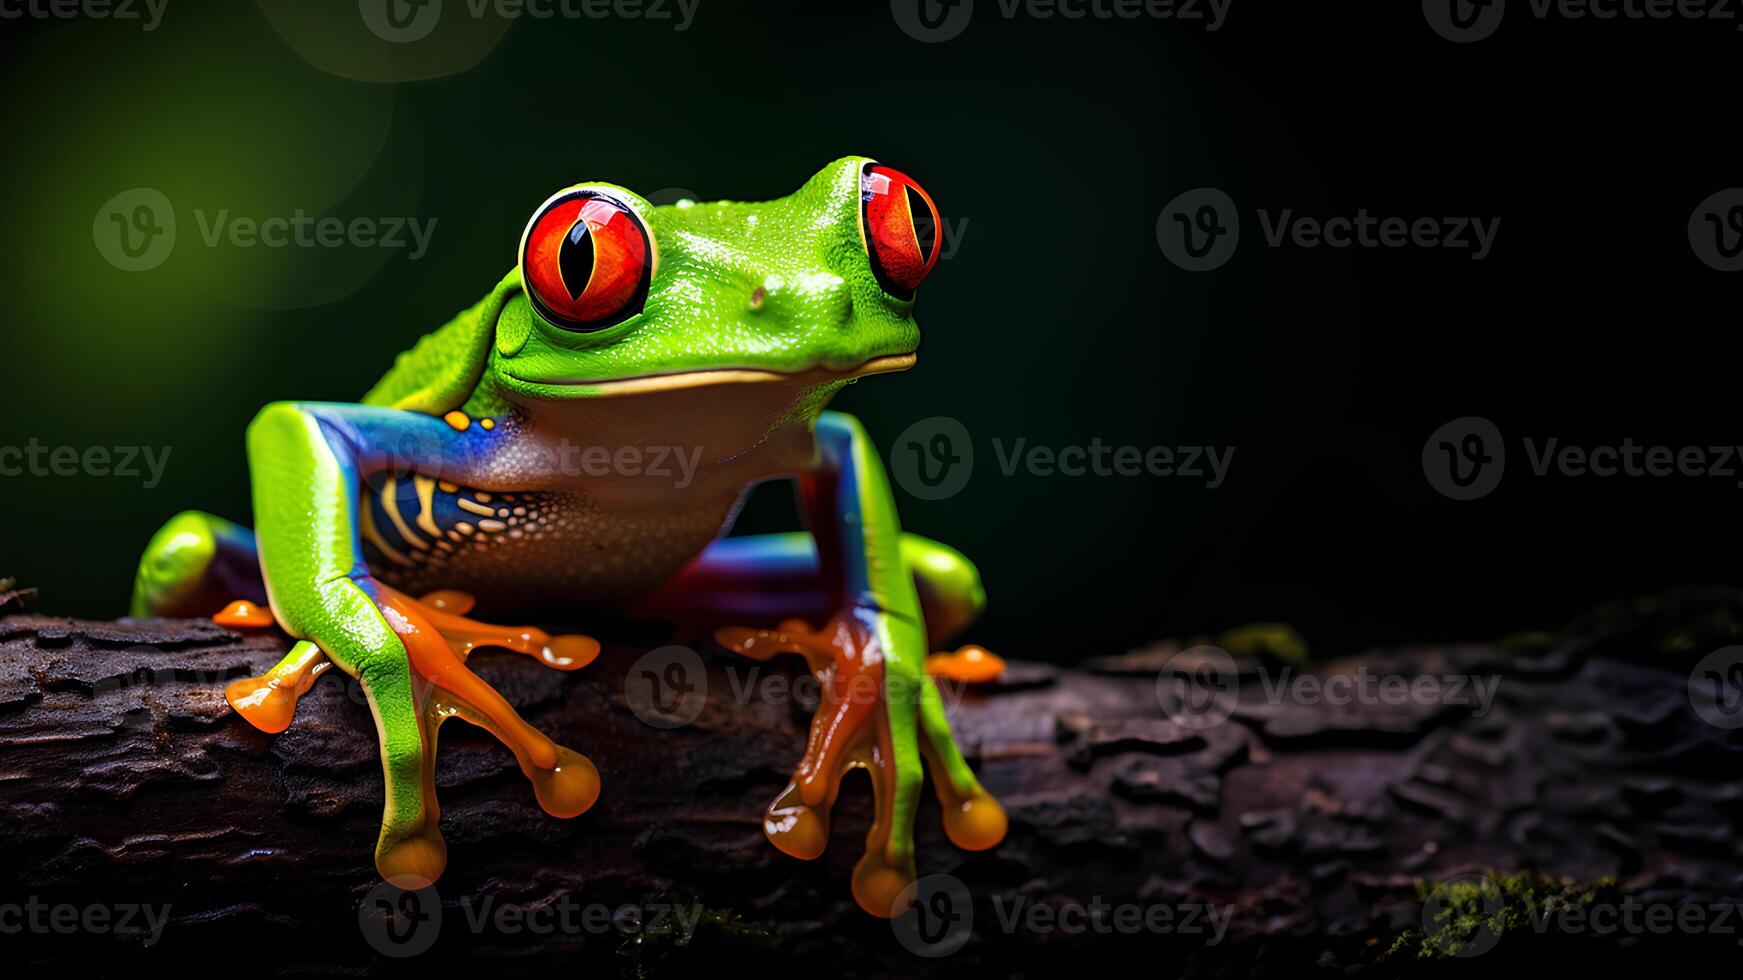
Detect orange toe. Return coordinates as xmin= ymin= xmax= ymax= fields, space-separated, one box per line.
xmin=214 ymin=599 xmax=276 ymax=629
xmin=926 ymin=644 xmax=1005 ymax=684
xmin=377 ymin=828 xmax=447 ymax=889
xmin=944 ymin=792 xmax=1008 ymax=851
xmin=852 ymin=855 xmax=916 ymax=918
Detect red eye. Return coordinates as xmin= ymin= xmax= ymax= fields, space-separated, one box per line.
xmin=860 ymin=163 xmax=941 ymax=300
xmin=520 ymin=189 xmax=652 ymax=332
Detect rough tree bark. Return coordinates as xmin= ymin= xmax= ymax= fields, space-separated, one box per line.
xmin=2 ymin=583 xmax=1742 ymax=977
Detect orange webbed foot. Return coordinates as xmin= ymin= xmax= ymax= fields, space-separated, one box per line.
xmin=716 ymin=609 xmax=929 ymax=916
xmin=376 ymin=586 xmax=602 ymax=821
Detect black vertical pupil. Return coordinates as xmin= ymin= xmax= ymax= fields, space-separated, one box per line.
xmin=558 ymin=219 xmax=595 ymax=301
xmin=905 ymin=186 xmax=937 ymax=262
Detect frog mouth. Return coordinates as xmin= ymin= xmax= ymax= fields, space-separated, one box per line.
xmin=508 ymin=353 xmax=916 ymax=396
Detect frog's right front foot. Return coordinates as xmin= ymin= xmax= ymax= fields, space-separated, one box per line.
xmin=715 ymin=608 xmax=1007 ymax=916
xmin=222 ymin=585 xmax=602 ymax=885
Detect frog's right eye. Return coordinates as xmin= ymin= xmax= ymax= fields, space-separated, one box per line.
xmin=859 ymin=162 xmax=941 ymax=301
xmin=519 ymin=188 xmax=653 ymax=332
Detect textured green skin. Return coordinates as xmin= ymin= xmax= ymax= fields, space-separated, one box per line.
xmin=136 ymin=157 xmax=987 ymax=889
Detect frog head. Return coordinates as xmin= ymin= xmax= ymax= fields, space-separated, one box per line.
xmin=487 ymin=157 xmax=942 ymax=401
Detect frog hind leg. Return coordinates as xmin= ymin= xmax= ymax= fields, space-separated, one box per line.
xmin=130 ymin=510 xmax=265 ymax=618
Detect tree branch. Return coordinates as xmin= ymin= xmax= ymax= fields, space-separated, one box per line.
xmin=3 ymin=589 xmax=1742 ymax=975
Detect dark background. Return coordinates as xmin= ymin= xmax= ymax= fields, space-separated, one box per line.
xmin=0 ymin=0 xmax=1738 ymax=661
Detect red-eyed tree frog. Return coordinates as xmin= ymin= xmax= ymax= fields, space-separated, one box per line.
xmin=129 ymin=158 xmax=1007 ymax=917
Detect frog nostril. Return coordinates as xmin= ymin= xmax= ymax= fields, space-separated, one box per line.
xmin=744 ymin=275 xmax=854 ymax=327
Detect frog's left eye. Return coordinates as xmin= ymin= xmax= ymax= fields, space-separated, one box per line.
xmin=520 ymin=188 xmax=653 ymax=332
xmin=860 ymin=163 xmax=941 ymax=300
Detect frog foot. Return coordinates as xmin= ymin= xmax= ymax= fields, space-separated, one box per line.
xmin=925 ymin=644 xmax=1007 ymax=685
xmin=716 ymin=609 xmax=1008 ymax=917
xmin=221 ymin=588 xmax=603 ymax=884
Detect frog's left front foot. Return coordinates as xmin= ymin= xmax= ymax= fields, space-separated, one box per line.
xmin=222 ymin=587 xmax=603 ymax=884
xmin=716 ymin=608 xmax=1007 ymax=916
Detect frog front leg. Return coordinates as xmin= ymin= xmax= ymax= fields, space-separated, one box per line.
xmin=711 ymin=410 xmax=1007 ymax=916
xmin=238 ymin=402 xmax=600 ymax=885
